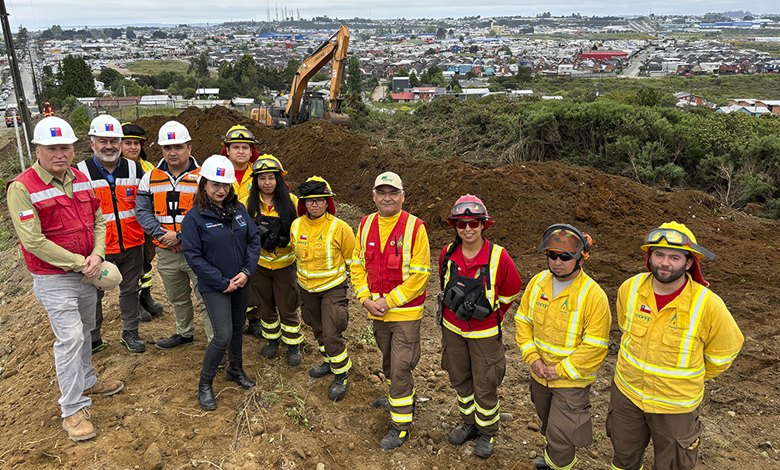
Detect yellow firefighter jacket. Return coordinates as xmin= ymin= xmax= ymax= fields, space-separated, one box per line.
xmin=290 ymin=212 xmax=355 ymax=293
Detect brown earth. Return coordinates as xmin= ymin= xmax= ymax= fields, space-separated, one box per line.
xmin=1 ymin=106 xmax=779 ymax=470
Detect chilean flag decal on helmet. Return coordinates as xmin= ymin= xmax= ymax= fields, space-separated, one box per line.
xmin=216 ymin=167 xmax=226 ymax=176
xmin=105 ymin=123 xmax=114 ymax=131
xmin=50 ymin=127 xmax=62 ymax=137
xmin=167 ymin=132 xmax=176 ymax=140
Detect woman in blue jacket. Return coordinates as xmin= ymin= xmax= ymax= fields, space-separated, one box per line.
xmin=182 ymin=155 xmax=262 ymax=411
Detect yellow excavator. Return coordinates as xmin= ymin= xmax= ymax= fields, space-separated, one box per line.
xmin=251 ymin=25 xmax=351 ymax=129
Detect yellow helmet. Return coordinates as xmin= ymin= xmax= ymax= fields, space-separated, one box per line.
xmin=251 ymin=154 xmax=287 ymax=176
xmin=297 ymin=176 xmax=336 ymax=216
xmin=641 ymin=221 xmax=715 ymax=260
xmin=222 ymin=125 xmax=258 ymax=145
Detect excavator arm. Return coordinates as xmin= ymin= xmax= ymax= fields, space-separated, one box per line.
xmin=285 ymin=25 xmax=350 ymax=119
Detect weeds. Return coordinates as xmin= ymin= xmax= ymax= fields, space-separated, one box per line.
xmin=285 ymin=391 xmax=313 ymax=430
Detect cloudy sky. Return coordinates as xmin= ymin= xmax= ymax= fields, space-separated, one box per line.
xmin=4 ymin=0 xmax=775 ymax=30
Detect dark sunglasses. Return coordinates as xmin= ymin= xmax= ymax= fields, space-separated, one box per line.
xmin=547 ymin=251 xmax=574 ymax=262
xmin=455 ymin=220 xmax=481 ymax=230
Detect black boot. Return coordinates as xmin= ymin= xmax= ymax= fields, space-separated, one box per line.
xmin=261 ymin=339 xmax=280 ymax=359
xmin=247 ymin=318 xmax=263 ymax=338
xmin=287 ymin=344 xmax=301 ymax=366
xmin=198 ymin=377 xmax=216 ymax=411
xmin=139 ymin=287 xmax=164 ymax=315
xmin=225 ymin=362 xmax=256 ymax=389
xmin=328 ymin=372 xmax=348 ymax=401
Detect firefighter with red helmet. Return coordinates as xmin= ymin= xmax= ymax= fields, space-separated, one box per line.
xmin=42 ymin=102 xmax=54 ymax=117
xmin=516 ymin=224 xmax=611 ymax=469
xmin=439 ymin=194 xmax=522 ymax=458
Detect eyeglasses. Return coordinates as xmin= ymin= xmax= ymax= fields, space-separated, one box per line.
xmin=451 ymin=201 xmax=486 ymax=218
xmin=208 ymin=181 xmax=231 ymax=190
xmin=374 ymin=189 xmax=402 ymax=198
xmin=304 ymin=198 xmax=327 ymax=205
xmin=645 ymin=228 xmax=715 ymax=260
xmin=455 ymin=220 xmax=481 ymax=230
xmin=547 ymin=251 xmax=574 ymax=262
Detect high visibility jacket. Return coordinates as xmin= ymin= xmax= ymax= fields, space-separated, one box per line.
xmin=76 ymin=157 xmax=145 ymax=254
xmin=12 ymin=166 xmax=100 ymax=275
xmin=146 ymin=164 xmax=200 ymax=248
xmin=251 ymin=194 xmax=299 ymax=270
xmin=615 ymin=272 xmax=743 ymax=413
xmin=290 ymin=212 xmax=355 ymax=293
xmin=139 ymin=158 xmax=155 ymax=173
xmin=440 ymin=240 xmax=522 ymax=338
xmin=515 ymin=269 xmax=611 ymax=388
xmin=234 ymin=168 xmax=253 ymax=205
xmin=351 ymin=211 xmax=431 ymax=322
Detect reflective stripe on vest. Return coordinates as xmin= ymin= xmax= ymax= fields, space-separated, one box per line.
xmin=149 ymin=167 xmax=200 ymax=247
xmin=290 ymin=216 xmax=347 ymax=292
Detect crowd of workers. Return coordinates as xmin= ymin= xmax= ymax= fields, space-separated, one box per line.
xmin=5 ymin=114 xmax=744 ymax=469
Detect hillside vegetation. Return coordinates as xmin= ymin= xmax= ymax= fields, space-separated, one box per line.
xmin=352 ymin=95 xmax=780 ymax=216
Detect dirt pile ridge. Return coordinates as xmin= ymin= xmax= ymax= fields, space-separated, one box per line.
xmin=0 ymin=106 xmax=778 ymax=469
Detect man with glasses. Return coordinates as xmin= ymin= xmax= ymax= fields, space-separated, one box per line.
xmin=351 ymin=171 xmax=431 ymax=450
xmin=608 ymin=222 xmax=743 ymax=470
xmin=515 ymin=224 xmax=611 ymax=470
xmin=135 ymin=121 xmax=214 ymax=350
xmin=77 ymin=115 xmax=147 ymax=354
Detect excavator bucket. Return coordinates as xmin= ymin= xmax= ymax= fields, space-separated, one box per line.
xmin=323 ymin=111 xmax=351 ymax=129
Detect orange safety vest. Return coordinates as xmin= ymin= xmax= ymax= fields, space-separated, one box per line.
xmin=77 ymin=157 xmax=145 ymax=254
xmin=148 ymin=166 xmax=200 ymax=248
xmin=11 ymin=167 xmax=99 ymax=274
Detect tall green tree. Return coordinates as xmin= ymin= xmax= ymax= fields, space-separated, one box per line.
xmin=281 ymin=58 xmax=300 ymax=90
xmin=347 ymin=55 xmax=362 ymax=93
xmin=59 ymin=55 xmax=96 ymax=98
xmin=188 ymin=52 xmax=210 ymax=87
xmin=409 ymin=71 xmax=420 ymax=87
xmin=16 ymin=27 xmax=28 ymax=49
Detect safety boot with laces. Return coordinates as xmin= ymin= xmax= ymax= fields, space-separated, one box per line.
xmin=328 ymin=372 xmax=348 ymax=401
xmin=120 ymin=329 xmax=146 ymax=353
xmin=474 ymin=433 xmax=495 ymax=458
xmin=82 ymin=379 xmax=124 ymax=396
xmin=139 ymin=286 xmax=164 ymax=315
xmin=309 ymin=362 xmax=332 ymax=378
xmin=449 ymin=423 xmax=479 ymax=445
xmin=261 ymin=339 xmax=280 ymax=359
xmin=379 ymin=426 xmax=408 ymax=450
xmin=62 ymin=407 xmax=95 ymax=441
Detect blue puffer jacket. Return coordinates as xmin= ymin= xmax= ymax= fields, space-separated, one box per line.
xmin=182 ymin=197 xmax=262 ymax=293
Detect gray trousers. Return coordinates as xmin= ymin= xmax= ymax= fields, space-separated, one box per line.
xmin=33 ymin=272 xmax=99 ymax=417
xmin=92 ymin=245 xmax=144 ymax=341
xmin=155 ymin=246 xmax=213 ymax=341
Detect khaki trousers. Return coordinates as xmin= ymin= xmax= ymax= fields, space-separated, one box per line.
xmin=373 ymin=319 xmax=421 ymax=431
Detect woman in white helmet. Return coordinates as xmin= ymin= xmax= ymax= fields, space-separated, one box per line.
xmin=181 ymin=155 xmax=263 ymax=410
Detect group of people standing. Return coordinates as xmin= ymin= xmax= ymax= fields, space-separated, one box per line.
xmin=7 ymin=114 xmax=744 ymax=470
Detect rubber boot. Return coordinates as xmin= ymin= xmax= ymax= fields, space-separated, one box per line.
xmin=139 ymin=286 xmax=164 ymax=315
xmin=287 ymin=344 xmax=301 ymax=366
xmin=247 ymin=319 xmax=263 ymax=338
xmin=261 ymin=339 xmax=280 ymax=359
xmin=225 ymin=362 xmax=256 ymax=389
xmin=198 ymin=377 xmax=216 ymax=411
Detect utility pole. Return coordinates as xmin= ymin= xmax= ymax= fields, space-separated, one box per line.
xmin=0 ymin=0 xmax=33 ymax=144
xmin=27 ymin=44 xmax=41 ymax=110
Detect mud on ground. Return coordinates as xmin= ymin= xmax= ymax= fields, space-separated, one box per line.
xmin=1 ymin=106 xmax=779 ymax=469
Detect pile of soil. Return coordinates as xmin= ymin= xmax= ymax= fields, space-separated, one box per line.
xmin=1 ymin=106 xmax=778 ymax=469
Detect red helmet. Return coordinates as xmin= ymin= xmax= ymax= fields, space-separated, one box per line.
xmin=447 ymin=194 xmax=495 ymax=230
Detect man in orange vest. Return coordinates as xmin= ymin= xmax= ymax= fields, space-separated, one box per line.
xmin=135 ymin=121 xmax=214 ymax=350
xmin=351 ymin=171 xmax=431 ymax=450
xmin=6 ymin=117 xmax=123 ymax=442
xmin=78 ymin=115 xmax=147 ymax=354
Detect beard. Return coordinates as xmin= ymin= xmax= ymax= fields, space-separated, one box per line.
xmin=97 ymin=148 xmax=120 ymax=163
xmin=650 ymin=260 xmax=688 ymax=284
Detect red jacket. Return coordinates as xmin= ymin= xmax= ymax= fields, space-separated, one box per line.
xmin=440 ymin=239 xmax=522 ymax=338
xmin=13 ymin=167 xmax=99 ymax=274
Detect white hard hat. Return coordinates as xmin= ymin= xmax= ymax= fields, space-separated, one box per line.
xmin=158 ymin=121 xmax=191 ymax=145
xmin=199 ymin=155 xmax=236 ymax=184
xmin=88 ymin=114 xmax=124 ymax=138
xmin=32 ymin=116 xmax=78 ymax=145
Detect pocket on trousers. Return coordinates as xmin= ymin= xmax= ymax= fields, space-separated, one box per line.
xmin=674 ymin=418 xmax=703 ymax=468
xmin=568 ymin=400 xmax=593 ymax=448
xmin=328 ymin=289 xmax=349 ymax=332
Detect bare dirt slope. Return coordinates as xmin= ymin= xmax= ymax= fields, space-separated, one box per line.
xmin=1 ymin=106 xmax=778 ymax=470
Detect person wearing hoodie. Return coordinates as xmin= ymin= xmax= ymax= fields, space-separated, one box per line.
xmin=181 ymin=155 xmax=262 ymax=411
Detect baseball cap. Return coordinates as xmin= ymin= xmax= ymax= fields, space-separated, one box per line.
xmin=373 ymin=172 xmax=403 ymax=191
xmin=81 ymin=261 xmax=123 ymax=290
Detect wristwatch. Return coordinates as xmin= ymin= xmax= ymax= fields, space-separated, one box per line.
xmin=176 ymin=230 xmax=182 ymax=240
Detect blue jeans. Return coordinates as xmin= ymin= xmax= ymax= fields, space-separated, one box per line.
xmin=33 ymin=272 xmax=98 ymax=417
xmin=200 ymin=284 xmax=251 ymax=381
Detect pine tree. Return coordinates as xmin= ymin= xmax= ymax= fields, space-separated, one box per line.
xmin=347 ymin=55 xmax=362 ymax=93
xmin=60 ymin=55 xmax=97 ymax=98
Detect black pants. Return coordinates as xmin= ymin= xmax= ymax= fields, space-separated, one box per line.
xmin=200 ymin=284 xmax=251 ymax=381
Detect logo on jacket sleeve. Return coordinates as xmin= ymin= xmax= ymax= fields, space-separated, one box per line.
xmin=18 ymin=209 xmax=34 ymax=221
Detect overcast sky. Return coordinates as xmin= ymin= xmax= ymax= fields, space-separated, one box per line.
xmin=4 ymin=0 xmax=776 ymax=30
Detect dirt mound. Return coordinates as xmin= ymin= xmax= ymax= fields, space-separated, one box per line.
xmin=1 ymin=106 xmax=779 ymax=469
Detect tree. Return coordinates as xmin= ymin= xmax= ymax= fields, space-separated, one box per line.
xmin=43 ymin=65 xmax=53 ymax=78
xmin=151 ymin=30 xmax=167 ymax=39
xmin=281 ymin=58 xmax=300 ymax=89
xmin=408 ymin=71 xmax=420 ymax=87
xmin=60 ymin=55 xmax=97 ymax=98
xmin=312 ymin=72 xmax=328 ymax=82
xmin=436 ymin=27 xmax=446 ymax=39
xmin=347 ymin=55 xmax=362 ymax=93
xmin=188 ymin=52 xmax=210 ymax=87
xmin=233 ymin=54 xmax=258 ymax=93
xmin=126 ymin=28 xmax=136 ymax=39
xmin=51 ymin=25 xmax=63 ymax=38
xmin=469 ymin=45 xmax=479 ymax=54
xmin=218 ymin=61 xmax=233 ymax=79
xmin=16 ymin=27 xmax=28 ymax=49
xmin=425 ymin=66 xmax=447 ymax=87
xmin=99 ymin=67 xmax=124 ymax=90
xmin=396 ymin=66 xmax=409 ymax=77
xmin=516 ymin=66 xmax=533 ymax=85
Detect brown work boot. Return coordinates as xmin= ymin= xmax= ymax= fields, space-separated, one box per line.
xmin=62 ymin=408 xmax=96 ymax=441
xmin=82 ymin=379 xmax=124 ymax=396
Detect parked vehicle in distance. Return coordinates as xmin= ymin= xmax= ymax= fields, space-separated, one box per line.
xmin=5 ymin=107 xmax=21 ymax=127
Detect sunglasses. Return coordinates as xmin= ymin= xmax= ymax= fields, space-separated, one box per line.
xmin=547 ymin=251 xmax=574 ymax=262
xmin=455 ymin=220 xmax=482 ymax=230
